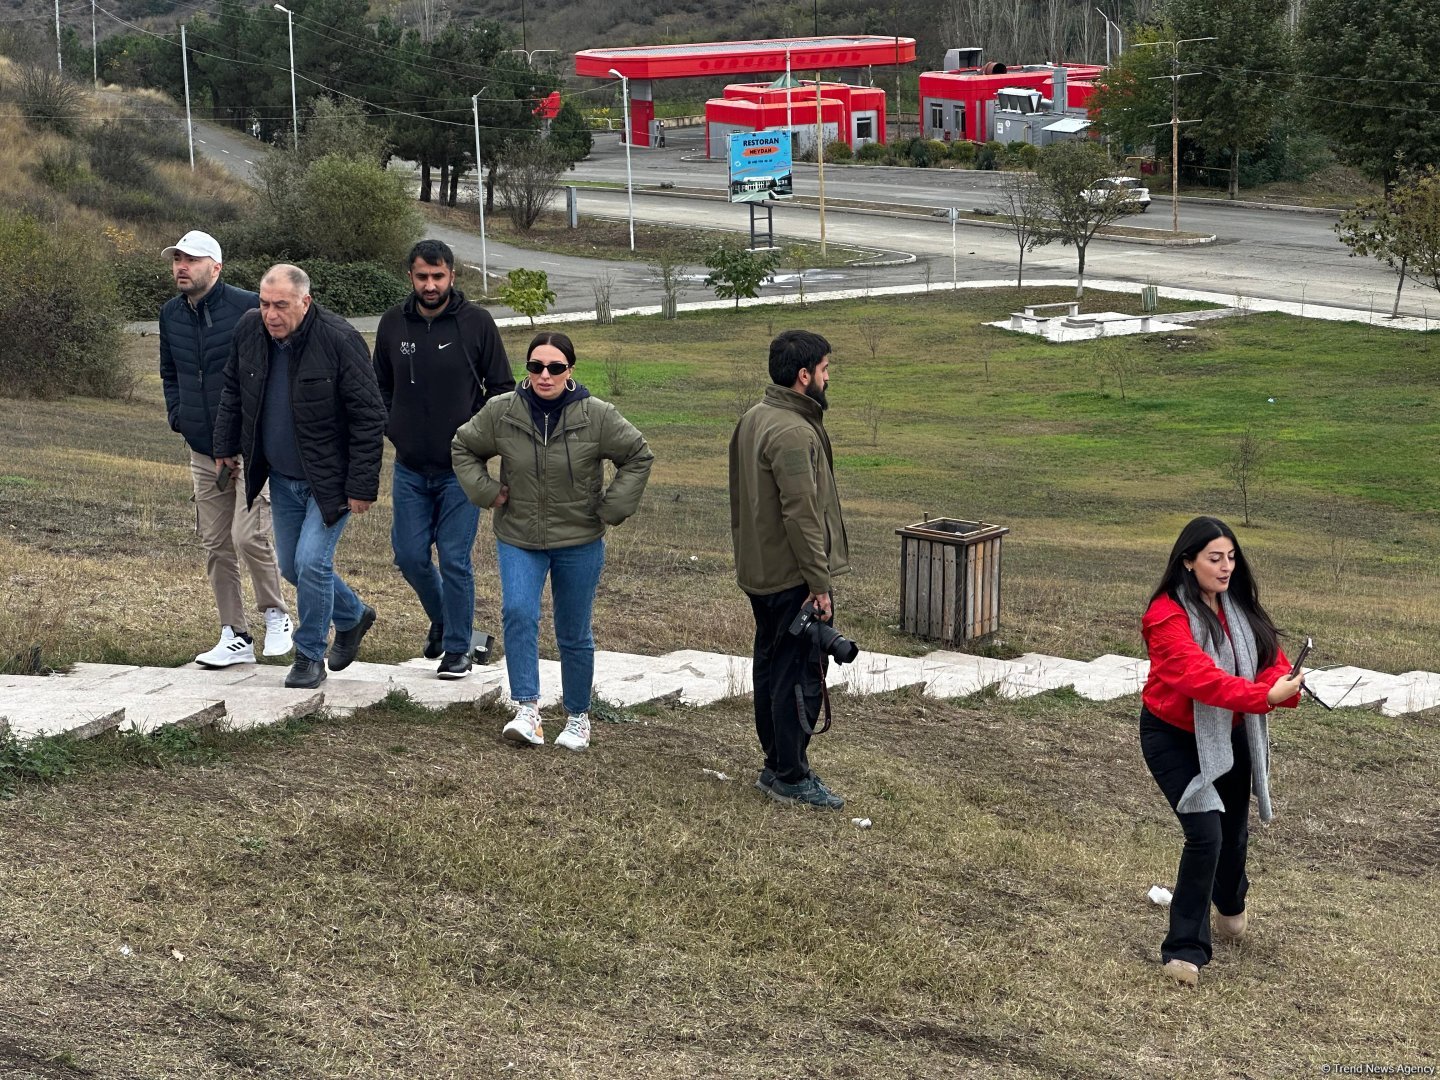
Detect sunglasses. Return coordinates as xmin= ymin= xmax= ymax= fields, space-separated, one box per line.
xmin=525 ymin=360 xmax=570 ymax=376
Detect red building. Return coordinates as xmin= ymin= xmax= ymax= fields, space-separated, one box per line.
xmin=705 ymin=79 xmax=888 ymax=156
xmin=918 ymin=54 xmax=1104 ymax=144
xmin=575 ymin=36 xmax=915 ymax=148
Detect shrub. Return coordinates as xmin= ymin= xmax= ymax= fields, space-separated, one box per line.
xmin=87 ymin=121 xmax=152 ymax=185
xmin=19 ymin=65 xmax=84 ymax=137
xmin=704 ymin=243 xmax=778 ymax=309
xmin=926 ymin=139 xmax=949 ymax=165
xmin=113 ymin=249 xmax=175 ymax=320
xmin=948 ymin=140 xmax=978 ymax=166
xmin=496 ymin=140 xmax=570 ymax=231
xmin=293 ymin=154 xmax=422 ymax=265
xmin=857 ymin=141 xmax=888 ymax=163
xmin=0 ymin=209 xmax=127 ymax=399
xmin=824 ymin=139 xmax=852 ymax=162
xmin=1005 ymin=141 xmax=1039 ymax=170
xmin=975 ymin=144 xmax=998 ymax=170
xmin=35 ymin=143 xmax=90 ymax=192
xmin=223 ymin=258 xmax=410 ymax=317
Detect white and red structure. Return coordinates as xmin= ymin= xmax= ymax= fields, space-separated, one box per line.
xmin=575 ymin=36 xmax=916 ymax=148
xmin=705 ymin=79 xmax=887 ymax=156
xmin=918 ymin=49 xmax=1104 ymax=144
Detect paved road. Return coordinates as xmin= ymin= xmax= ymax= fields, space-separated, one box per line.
xmin=193 ymin=119 xmax=1418 ymax=319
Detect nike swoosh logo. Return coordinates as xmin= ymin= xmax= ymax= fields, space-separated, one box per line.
xmin=438 ymin=342 xmax=453 ymax=349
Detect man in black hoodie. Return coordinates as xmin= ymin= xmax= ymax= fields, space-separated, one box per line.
xmin=374 ymin=240 xmax=513 ymax=679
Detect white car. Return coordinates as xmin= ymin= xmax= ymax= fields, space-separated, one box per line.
xmin=1083 ymin=176 xmax=1151 ymax=213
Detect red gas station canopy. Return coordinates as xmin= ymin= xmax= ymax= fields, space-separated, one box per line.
xmin=575 ymin=35 xmax=917 ymax=81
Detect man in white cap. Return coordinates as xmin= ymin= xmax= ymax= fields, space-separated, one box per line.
xmin=159 ymin=230 xmax=293 ymax=667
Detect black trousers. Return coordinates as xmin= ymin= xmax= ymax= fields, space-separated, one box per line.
xmin=748 ymin=584 xmax=820 ymax=784
xmin=1139 ymin=707 xmax=1252 ymax=968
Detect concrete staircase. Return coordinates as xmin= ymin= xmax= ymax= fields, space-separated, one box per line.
xmin=3 ymin=649 xmax=1438 ymax=742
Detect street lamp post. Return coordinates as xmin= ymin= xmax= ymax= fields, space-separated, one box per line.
xmin=1094 ymin=7 xmax=1122 ymax=65
xmin=181 ymin=24 xmax=195 ymax=169
xmin=273 ymin=4 xmax=298 ymax=150
xmin=91 ymin=0 xmax=97 ymax=87
xmin=53 ymin=0 xmax=62 ymax=73
xmin=471 ymin=90 xmax=490 ymax=293
xmin=610 ymin=68 xmax=635 ymax=252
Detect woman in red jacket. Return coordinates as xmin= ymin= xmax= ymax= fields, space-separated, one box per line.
xmin=1140 ymin=515 xmax=1303 ymax=987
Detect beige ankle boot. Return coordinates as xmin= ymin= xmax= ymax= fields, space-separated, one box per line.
xmin=1162 ymin=959 xmax=1199 ymax=987
xmin=1214 ymin=909 xmax=1248 ymax=943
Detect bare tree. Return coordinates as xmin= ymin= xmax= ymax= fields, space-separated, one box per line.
xmin=860 ymin=399 xmax=883 ymax=446
xmin=647 ymin=245 xmax=688 ymax=320
xmin=591 ymin=272 xmax=614 ymax=325
xmin=1229 ymin=428 xmax=1268 ymax=527
xmin=992 ymin=171 xmax=1051 ymax=287
xmin=857 ymin=313 xmax=886 ymax=361
xmin=496 ymin=141 xmax=568 ymax=230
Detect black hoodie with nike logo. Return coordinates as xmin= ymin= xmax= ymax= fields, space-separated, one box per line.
xmin=373 ymin=289 xmax=514 ymax=474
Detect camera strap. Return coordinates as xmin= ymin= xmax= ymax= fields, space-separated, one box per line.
xmin=795 ymin=656 xmax=832 ymax=736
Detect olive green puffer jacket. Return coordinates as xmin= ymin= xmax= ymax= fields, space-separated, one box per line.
xmin=451 ymin=390 xmax=654 ymax=550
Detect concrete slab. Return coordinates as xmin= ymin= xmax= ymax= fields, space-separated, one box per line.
xmin=1085 ymin=654 xmax=1150 ymax=677
xmin=595 ymin=650 xmax=751 ymax=707
xmin=1304 ymin=666 xmax=1410 ymax=710
xmin=0 ymin=687 xmax=127 ymax=740
xmin=918 ymin=652 xmax=1029 ymax=698
xmin=1380 ymin=672 xmax=1440 ymax=717
xmin=219 ymin=690 xmax=325 ymax=732
xmin=827 ymin=653 xmax=929 ymax=695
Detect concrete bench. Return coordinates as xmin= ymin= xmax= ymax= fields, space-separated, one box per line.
xmin=1024 ymin=301 xmax=1081 ymax=318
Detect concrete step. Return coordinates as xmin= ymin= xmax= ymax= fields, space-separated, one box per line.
xmin=1304 ymin=665 xmax=1412 ymax=711
xmin=596 ymin=650 xmax=751 ymax=707
xmin=1380 ymin=672 xmax=1440 ymax=717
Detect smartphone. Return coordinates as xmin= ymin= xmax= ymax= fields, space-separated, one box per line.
xmin=216 ymin=462 xmax=233 ymax=492
xmin=1289 ymin=636 xmax=1312 ymax=678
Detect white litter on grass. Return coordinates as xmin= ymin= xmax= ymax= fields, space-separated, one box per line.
xmin=118 ymin=944 xmax=133 ymax=957
xmin=702 ymin=768 xmax=731 ymax=781
xmin=851 ymin=817 xmax=872 ymax=829
xmin=1148 ymin=885 xmax=1174 ymax=906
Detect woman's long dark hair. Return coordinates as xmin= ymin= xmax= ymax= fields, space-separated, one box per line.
xmin=1150 ymin=515 xmax=1279 ymax=670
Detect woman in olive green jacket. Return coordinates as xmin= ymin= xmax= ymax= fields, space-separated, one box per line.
xmin=452 ymin=331 xmax=653 ymax=751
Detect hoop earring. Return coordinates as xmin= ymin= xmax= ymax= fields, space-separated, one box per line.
xmin=520 ymin=376 xmax=532 ymax=390
xmin=565 ymin=377 xmax=577 ymax=392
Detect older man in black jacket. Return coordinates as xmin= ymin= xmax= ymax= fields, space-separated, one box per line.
xmin=213 ymin=264 xmax=386 ymax=689
xmin=159 ymin=230 xmax=292 ymax=669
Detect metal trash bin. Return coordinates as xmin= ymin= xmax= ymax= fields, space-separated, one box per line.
xmin=896 ymin=517 xmax=1008 ymax=644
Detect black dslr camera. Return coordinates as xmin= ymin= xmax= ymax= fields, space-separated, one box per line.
xmin=788 ymin=603 xmax=860 ymax=664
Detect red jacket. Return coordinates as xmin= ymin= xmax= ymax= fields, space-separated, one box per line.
xmin=1141 ymin=594 xmax=1298 ymax=732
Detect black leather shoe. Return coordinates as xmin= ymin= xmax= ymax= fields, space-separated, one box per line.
xmin=437 ymin=651 xmax=472 ymax=680
xmin=284 ymin=653 xmax=327 ymax=689
xmin=423 ymin=623 xmax=444 ymax=660
xmin=328 ymin=605 xmax=375 ymax=672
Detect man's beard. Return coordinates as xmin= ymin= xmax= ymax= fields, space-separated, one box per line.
xmin=418 ymin=288 xmax=452 ymax=311
xmin=804 ymin=379 xmax=828 ymax=411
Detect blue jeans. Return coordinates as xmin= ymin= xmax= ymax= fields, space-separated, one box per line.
xmin=268 ymin=473 xmax=367 ymax=663
xmin=497 ymin=538 xmax=605 ymax=715
xmin=390 ymin=461 xmax=481 ymax=655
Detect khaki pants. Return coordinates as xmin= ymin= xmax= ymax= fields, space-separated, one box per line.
xmin=189 ymin=450 xmax=288 ymax=633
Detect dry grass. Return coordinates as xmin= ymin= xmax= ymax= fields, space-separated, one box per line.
xmin=2 ymin=291 xmax=1439 ymax=1076
xmin=0 ymin=689 xmax=1436 ymax=1078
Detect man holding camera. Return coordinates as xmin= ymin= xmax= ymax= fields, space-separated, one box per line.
xmin=729 ymin=330 xmax=851 ymax=809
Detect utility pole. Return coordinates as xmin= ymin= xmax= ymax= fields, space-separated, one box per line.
xmin=181 ymin=24 xmax=194 ymax=169
xmin=53 ymin=0 xmax=62 ymax=72
xmin=815 ymin=72 xmax=826 ymax=256
xmin=1136 ymin=36 xmax=1214 ymax=234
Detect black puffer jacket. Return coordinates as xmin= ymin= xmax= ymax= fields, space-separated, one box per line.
xmin=213 ymin=304 xmax=386 ymax=526
xmin=158 ymin=281 xmax=259 ymax=457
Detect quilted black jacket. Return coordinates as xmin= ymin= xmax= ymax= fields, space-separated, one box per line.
xmin=158 ymin=281 xmax=259 ymax=457
xmin=213 ymin=304 xmax=386 ymax=526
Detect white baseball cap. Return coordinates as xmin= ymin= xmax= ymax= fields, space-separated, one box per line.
xmin=161 ymin=230 xmax=223 ymax=262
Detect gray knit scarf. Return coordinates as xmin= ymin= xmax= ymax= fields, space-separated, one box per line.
xmin=1177 ymin=591 xmax=1274 ymax=823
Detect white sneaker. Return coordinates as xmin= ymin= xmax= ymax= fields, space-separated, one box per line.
xmin=554 ymin=712 xmax=591 ymax=752
xmin=502 ymin=704 xmax=545 ymax=746
xmin=262 ymin=608 xmax=294 ymax=656
xmin=195 ymin=626 xmax=256 ymax=668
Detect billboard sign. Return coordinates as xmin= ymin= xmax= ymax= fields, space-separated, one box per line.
xmin=727 ymin=131 xmax=793 ymax=204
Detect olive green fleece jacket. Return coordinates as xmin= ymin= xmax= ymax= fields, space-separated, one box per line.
xmin=451 ymin=391 xmax=653 ymax=550
xmin=729 ymin=383 xmax=851 ymax=596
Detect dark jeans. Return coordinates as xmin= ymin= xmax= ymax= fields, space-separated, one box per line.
xmin=748 ymin=584 xmax=821 ymax=784
xmin=1140 ymin=707 xmax=1252 ymax=968
xmin=390 ymin=462 xmax=481 ymax=655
